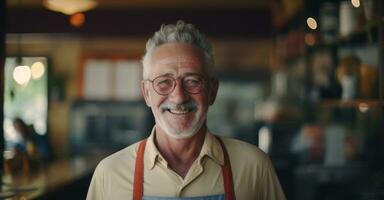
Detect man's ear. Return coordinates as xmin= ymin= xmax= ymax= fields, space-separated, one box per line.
xmin=208 ymin=79 xmax=219 ymax=106
xmin=141 ymin=80 xmax=151 ymax=107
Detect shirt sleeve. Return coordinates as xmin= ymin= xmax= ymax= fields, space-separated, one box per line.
xmin=86 ymin=162 xmax=105 ymax=200
xmin=259 ymin=157 xmax=287 ymax=200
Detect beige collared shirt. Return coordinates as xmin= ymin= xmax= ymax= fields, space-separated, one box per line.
xmin=87 ymin=129 xmax=286 ymax=200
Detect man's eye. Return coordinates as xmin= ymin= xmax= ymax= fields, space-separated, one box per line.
xmin=184 ymin=79 xmax=201 ymax=86
xmin=157 ymin=79 xmax=173 ymax=88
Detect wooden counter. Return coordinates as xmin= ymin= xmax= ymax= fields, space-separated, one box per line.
xmin=1 ymin=153 xmax=106 ymax=200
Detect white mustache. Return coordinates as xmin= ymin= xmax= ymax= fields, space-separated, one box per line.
xmin=160 ymin=101 xmax=197 ymax=112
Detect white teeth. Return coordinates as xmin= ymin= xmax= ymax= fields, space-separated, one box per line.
xmin=169 ymin=109 xmax=189 ymax=114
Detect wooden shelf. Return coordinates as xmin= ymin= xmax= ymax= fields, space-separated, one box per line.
xmin=320 ymin=99 xmax=383 ymax=108
xmin=310 ymin=19 xmax=381 ymax=48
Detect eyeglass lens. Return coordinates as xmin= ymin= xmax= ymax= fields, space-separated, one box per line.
xmin=152 ymin=75 xmax=204 ymax=95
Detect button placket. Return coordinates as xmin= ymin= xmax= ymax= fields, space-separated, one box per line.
xmin=180 ymin=159 xmax=204 ymax=191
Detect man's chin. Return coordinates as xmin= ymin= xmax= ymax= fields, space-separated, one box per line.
xmin=156 ymin=116 xmax=206 ymax=139
xmin=165 ymin=129 xmax=196 ymax=139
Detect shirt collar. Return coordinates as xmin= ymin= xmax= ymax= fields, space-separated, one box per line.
xmin=198 ymin=130 xmax=224 ymax=166
xmin=144 ymin=126 xmax=224 ymax=170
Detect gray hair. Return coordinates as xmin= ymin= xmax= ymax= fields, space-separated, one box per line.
xmin=142 ymin=20 xmax=215 ymax=79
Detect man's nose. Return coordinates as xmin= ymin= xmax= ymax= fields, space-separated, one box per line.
xmin=168 ymin=80 xmax=189 ymax=103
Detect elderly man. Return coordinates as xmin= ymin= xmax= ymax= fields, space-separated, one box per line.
xmin=87 ymin=21 xmax=286 ymax=200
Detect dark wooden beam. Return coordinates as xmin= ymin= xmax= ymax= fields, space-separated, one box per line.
xmin=0 ymin=0 xmax=5 ymax=181
xmin=6 ymin=8 xmax=272 ymax=38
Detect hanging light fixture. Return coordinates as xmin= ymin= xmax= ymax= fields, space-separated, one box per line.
xmin=43 ymin=0 xmax=98 ymax=15
xmin=13 ymin=5 xmax=31 ymax=86
xmin=13 ymin=35 xmax=31 ymax=86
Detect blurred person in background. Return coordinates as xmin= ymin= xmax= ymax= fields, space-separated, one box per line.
xmin=13 ymin=118 xmax=51 ymax=163
xmin=87 ymin=20 xmax=285 ymax=200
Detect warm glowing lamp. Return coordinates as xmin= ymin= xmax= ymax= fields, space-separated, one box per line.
xmin=43 ymin=0 xmax=98 ymax=15
xmin=13 ymin=65 xmax=31 ymax=85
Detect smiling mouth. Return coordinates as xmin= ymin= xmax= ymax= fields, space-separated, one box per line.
xmin=161 ymin=102 xmax=197 ymax=115
xmin=167 ymin=108 xmax=195 ymax=115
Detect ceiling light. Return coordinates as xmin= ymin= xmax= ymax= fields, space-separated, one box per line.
xmin=43 ymin=0 xmax=98 ymax=15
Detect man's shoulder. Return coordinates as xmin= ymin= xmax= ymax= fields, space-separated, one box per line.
xmin=219 ymin=136 xmax=264 ymax=154
xmin=216 ymin=136 xmax=286 ymax=200
xmin=97 ymin=140 xmax=142 ymax=171
xmin=218 ymin=136 xmax=270 ymax=164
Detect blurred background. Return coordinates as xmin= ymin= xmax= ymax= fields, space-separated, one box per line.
xmin=1 ymin=0 xmax=383 ymax=199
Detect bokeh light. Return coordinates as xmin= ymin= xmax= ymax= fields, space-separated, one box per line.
xmin=70 ymin=12 xmax=85 ymax=27
xmin=307 ymin=17 xmax=318 ymax=30
xmin=351 ymin=0 xmax=360 ymax=8
xmin=31 ymin=61 xmax=46 ymax=80
xmin=359 ymin=102 xmax=369 ymax=113
xmin=13 ymin=65 xmax=31 ymax=85
xmin=305 ymin=33 xmax=316 ymax=46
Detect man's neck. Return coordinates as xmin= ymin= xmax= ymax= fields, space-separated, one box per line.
xmin=154 ymin=126 xmax=206 ymax=178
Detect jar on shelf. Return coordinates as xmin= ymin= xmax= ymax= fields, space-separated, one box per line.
xmin=336 ymin=55 xmax=361 ymax=100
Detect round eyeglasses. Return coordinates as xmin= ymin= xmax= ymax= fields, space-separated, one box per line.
xmin=146 ymin=74 xmax=207 ymax=95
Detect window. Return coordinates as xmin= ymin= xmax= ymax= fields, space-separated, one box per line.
xmin=3 ymin=57 xmax=48 ymax=151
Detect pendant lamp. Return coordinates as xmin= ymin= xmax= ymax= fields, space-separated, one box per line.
xmin=43 ymin=0 xmax=98 ymax=15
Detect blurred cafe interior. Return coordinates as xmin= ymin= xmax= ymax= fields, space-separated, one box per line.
xmin=0 ymin=0 xmax=383 ymax=199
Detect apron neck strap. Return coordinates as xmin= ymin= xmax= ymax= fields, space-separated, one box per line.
xmin=133 ymin=136 xmax=235 ymax=200
xmin=216 ymin=136 xmax=236 ymax=200
xmin=133 ymin=138 xmax=147 ymax=200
